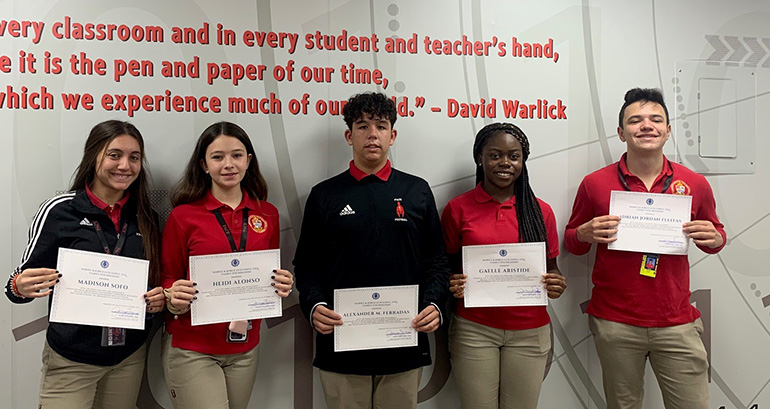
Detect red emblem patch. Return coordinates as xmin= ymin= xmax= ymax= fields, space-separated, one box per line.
xmin=396 ymin=201 xmax=405 ymax=218
xmin=249 ymin=215 xmax=267 ymax=233
xmin=671 ymin=180 xmax=691 ymax=195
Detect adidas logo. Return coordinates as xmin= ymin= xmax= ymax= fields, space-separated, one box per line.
xmin=339 ymin=205 xmax=356 ymax=216
xmin=79 ymin=218 xmax=93 ymax=227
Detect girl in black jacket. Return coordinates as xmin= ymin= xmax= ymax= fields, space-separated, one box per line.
xmin=5 ymin=120 xmax=163 ymax=409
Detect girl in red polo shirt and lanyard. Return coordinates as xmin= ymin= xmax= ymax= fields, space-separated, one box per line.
xmin=5 ymin=120 xmax=164 ymax=409
xmin=161 ymin=122 xmax=293 ymax=409
xmin=441 ymin=123 xmax=567 ymax=409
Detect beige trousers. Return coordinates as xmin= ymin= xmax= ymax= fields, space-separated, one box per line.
xmin=38 ymin=341 xmax=146 ymax=409
xmin=589 ymin=316 xmax=709 ymax=409
xmin=449 ymin=315 xmax=551 ymax=409
xmin=319 ymin=367 xmax=423 ymax=409
xmin=162 ymin=334 xmax=260 ymax=409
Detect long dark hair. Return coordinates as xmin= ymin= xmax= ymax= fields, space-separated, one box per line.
xmin=70 ymin=120 xmax=161 ymax=286
xmin=170 ymin=121 xmax=267 ymax=206
xmin=472 ymin=123 xmax=548 ymax=246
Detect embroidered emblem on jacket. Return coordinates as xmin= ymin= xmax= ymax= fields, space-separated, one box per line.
xmin=671 ymin=180 xmax=691 ymax=195
xmin=249 ymin=215 xmax=267 ymax=233
xmin=339 ymin=205 xmax=356 ymax=216
xmin=394 ymin=198 xmax=407 ymax=221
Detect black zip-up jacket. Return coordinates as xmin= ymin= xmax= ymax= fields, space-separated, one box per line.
xmin=5 ymin=189 xmax=152 ymax=366
xmin=294 ymin=168 xmax=450 ymax=375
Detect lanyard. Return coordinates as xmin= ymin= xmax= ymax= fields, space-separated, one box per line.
xmin=213 ymin=208 xmax=249 ymax=252
xmin=616 ymin=161 xmax=673 ymax=194
xmin=92 ymin=220 xmax=128 ymax=255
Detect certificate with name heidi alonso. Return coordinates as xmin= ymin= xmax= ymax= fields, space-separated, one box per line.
xmin=608 ymin=191 xmax=692 ymax=255
xmin=50 ymin=248 xmax=149 ymax=330
xmin=462 ymin=243 xmax=548 ymax=308
xmin=189 ymin=249 xmax=281 ymax=326
xmin=333 ymin=285 xmax=419 ymax=352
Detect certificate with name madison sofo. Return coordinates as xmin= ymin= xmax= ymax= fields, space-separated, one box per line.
xmin=189 ymin=249 xmax=282 ymax=326
xmin=333 ymin=285 xmax=419 ymax=352
xmin=50 ymin=248 xmax=149 ymax=330
xmin=462 ymin=243 xmax=548 ymax=308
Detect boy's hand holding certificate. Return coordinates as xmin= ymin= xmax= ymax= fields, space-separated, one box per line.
xmin=608 ymin=191 xmax=692 ymax=255
xmin=333 ymin=285 xmax=419 ymax=352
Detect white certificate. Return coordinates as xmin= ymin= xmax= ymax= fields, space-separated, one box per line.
xmin=50 ymin=248 xmax=149 ymax=330
xmin=189 ymin=249 xmax=281 ymax=326
xmin=333 ymin=285 xmax=419 ymax=352
xmin=608 ymin=191 xmax=692 ymax=255
xmin=462 ymin=243 xmax=547 ymax=307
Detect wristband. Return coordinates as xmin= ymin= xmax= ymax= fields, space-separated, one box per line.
xmin=10 ymin=274 xmax=25 ymax=299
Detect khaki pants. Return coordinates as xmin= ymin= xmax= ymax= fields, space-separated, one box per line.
xmin=162 ymin=334 xmax=260 ymax=409
xmin=38 ymin=341 xmax=146 ymax=409
xmin=589 ymin=316 xmax=709 ymax=409
xmin=449 ymin=315 xmax=550 ymax=409
xmin=319 ymin=367 xmax=423 ymax=409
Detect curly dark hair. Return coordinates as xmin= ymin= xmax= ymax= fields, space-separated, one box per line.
xmin=342 ymin=92 xmax=397 ymax=129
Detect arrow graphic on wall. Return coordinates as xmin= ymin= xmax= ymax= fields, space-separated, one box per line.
xmin=705 ymin=35 xmax=770 ymax=67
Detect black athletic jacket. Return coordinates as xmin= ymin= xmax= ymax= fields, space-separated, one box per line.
xmin=5 ymin=189 xmax=152 ymax=366
xmin=294 ymin=168 xmax=450 ymax=375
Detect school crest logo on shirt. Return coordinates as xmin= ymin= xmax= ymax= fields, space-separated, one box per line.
xmin=671 ymin=180 xmax=691 ymax=196
xmin=394 ymin=198 xmax=407 ymax=221
xmin=249 ymin=215 xmax=267 ymax=233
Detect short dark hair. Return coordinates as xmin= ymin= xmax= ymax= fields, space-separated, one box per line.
xmin=342 ymin=92 xmax=397 ymax=129
xmin=618 ymin=88 xmax=669 ymax=128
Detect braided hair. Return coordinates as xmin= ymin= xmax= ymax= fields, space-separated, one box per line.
xmin=473 ymin=123 xmax=549 ymax=246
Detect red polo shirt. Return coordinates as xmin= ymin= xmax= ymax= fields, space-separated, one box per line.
xmin=349 ymin=159 xmax=392 ymax=181
xmin=161 ymin=191 xmax=280 ymax=354
xmin=441 ymin=184 xmax=560 ymax=330
xmin=564 ymin=154 xmax=726 ymax=327
xmin=85 ymin=185 xmax=129 ymax=229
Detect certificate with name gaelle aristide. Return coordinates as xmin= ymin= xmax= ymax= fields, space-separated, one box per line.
xmin=50 ymin=248 xmax=149 ymax=330
xmin=333 ymin=285 xmax=419 ymax=352
xmin=462 ymin=243 xmax=548 ymax=307
xmin=189 ymin=249 xmax=281 ymax=326
xmin=608 ymin=191 xmax=692 ymax=255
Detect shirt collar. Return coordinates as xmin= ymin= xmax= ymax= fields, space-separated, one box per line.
xmin=203 ymin=189 xmax=256 ymax=211
xmin=85 ymin=185 xmax=129 ymax=211
xmin=349 ymin=160 xmax=392 ymax=182
xmin=618 ymin=153 xmax=673 ymax=178
xmin=472 ymin=183 xmax=516 ymax=205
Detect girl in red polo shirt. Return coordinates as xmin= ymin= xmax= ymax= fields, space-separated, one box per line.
xmin=161 ymin=122 xmax=293 ymax=409
xmin=441 ymin=123 xmax=567 ymax=409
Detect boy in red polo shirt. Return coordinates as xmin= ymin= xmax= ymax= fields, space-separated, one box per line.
xmin=565 ymin=88 xmax=726 ymax=409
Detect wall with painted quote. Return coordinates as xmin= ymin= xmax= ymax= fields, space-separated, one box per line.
xmin=1 ymin=1 xmax=769 ymax=408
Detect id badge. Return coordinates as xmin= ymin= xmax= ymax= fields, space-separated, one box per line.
xmin=226 ymin=320 xmax=252 ymax=343
xmin=101 ymin=327 xmax=126 ymax=347
xmin=640 ymin=254 xmax=659 ymax=278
